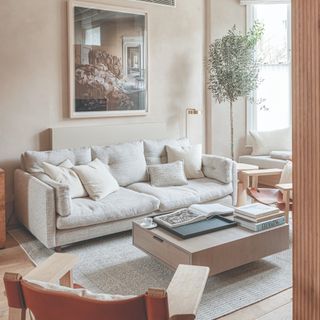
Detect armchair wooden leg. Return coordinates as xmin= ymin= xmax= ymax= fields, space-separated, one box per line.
xmin=252 ymin=176 xmax=259 ymax=189
xmin=8 ymin=307 xmax=26 ymax=320
xmin=283 ymin=191 xmax=290 ymax=223
xmin=59 ymin=270 xmax=73 ymax=288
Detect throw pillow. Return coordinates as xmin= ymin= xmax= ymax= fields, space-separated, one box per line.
xmin=250 ymin=128 xmax=292 ymax=156
xmin=72 ymin=159 xmax=119 ymax=201
xmin=166 ymin=144 xmax=204 ymax=179
xmin=148 ymin=161 xmax=188 ymax=187
xmin=143 ymin=138 xmax=190 ymax=165
xmin=42 ymin=159 xmax=87 ymax=198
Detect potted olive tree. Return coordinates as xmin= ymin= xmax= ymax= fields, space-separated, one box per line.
xmin=208 ymin=23 xmax=264 ymax=160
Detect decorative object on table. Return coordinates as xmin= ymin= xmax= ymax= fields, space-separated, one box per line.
xmin=139 ymin=217 xmax=157 ymax=229
xmin=68 ymin=1 xmax=148 ymax=118
xmin=158 ymin=215 xmax=237 ymax=239
xmin=0 ymin=169 xmax=5 ymax=249
xmin=207 ymin=22 xmax=264 ymax=159
xmin=234 ymin=203 xmax=286 ymax=232
xmin=154 ymin=205 xmax=234 ymax=229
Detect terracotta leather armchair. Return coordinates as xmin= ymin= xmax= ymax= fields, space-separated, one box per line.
xmin=4 ymin=253 xmax=209 ymax=320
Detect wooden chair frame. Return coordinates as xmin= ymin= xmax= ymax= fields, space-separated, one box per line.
xmin=4 ymin=253 xmax=209 ymax=320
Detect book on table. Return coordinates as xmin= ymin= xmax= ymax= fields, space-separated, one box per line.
xmin=235 ymin=203 xmax=279 ymax=218
xmin=154 ymin=204 xmax=234 ymax=229
xmin=234 ymin=203 xmax=285 ymax=232
xmin=234 ymin=215 xmax=286 ymax=232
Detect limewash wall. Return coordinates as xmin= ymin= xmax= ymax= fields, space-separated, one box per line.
xmin=0 ymin=0 xmax=206 ymax=222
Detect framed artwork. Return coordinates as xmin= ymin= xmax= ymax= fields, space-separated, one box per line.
xmin=68 ymin=1 xmax=148 ymax=118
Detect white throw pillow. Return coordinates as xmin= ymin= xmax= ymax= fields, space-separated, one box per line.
xmin=166 ymin=144 xmax=204 ymax=179
xmin=42 ymin=159 xmax=87 ymax=198
xmin=148 ymin=161 xmax=188 ymax=187
xmin=72 ymin=159 xmax=119 ymax=201
xmin=250 ymin=128 xmax=292 ymax=156
xmin=27 ymin=280 xmax=135 ymax=301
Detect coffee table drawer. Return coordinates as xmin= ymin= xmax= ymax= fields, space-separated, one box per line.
xmin=133 ymin=225 xmax=190 ymax=268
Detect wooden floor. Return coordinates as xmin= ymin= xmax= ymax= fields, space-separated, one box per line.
xmin=0 ymin=234 xmax=292 ymax=320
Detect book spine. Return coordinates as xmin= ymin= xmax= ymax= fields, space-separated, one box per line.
xmin=256 ymin=217 xmax=286 ymax=231
xmin=235 ymin=216 xmax=286 ymax=231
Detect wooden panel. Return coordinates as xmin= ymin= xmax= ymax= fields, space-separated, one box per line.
xmin=51 ymin=122 xmax=169 ymax=149
xmin=292 ymin=0 xmax=320 ymax=319
xmin=0 ymin=169 xmax=5 ymax=248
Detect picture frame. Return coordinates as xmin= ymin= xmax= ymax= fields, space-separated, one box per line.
xmin=68 ymin=1 xmax=148 ymax=118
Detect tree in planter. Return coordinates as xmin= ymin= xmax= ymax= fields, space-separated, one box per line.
xmin=208 ymin=22 xmax=264 ymax=160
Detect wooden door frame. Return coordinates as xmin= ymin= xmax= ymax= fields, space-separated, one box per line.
xmin=292 ymin=0 xmax=320 ymax=319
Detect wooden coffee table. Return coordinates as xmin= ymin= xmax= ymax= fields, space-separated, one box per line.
xmin=132 ymin=221 xmax=289 ymax=276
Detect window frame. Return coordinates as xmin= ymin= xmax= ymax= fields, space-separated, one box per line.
xmin=246 ymin=3 xmax=292 ymax=140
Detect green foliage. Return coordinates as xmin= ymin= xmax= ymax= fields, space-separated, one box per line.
xmin=208 ymin=22 xmax=264 ymax=104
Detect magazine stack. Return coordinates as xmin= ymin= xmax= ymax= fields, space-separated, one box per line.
xmin=234 ymin=203 xmax=286 ymax=232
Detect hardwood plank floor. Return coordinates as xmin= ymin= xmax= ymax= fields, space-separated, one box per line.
xmin=0 ymin=234 xmax=34 ymax=320
xmin=0 ymin=233 xmax=292 ymax=320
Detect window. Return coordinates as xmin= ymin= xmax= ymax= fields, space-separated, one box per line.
xmin=85 ymin=27 xmax=101 ymax=46
xmin=247 ymin=3 xmax=291 ymax=133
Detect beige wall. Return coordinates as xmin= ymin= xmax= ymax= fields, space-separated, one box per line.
xmin=207 ymin=0 xmax=247 ymax=159
xmin=0 ymin=0 xmax=206 ymax=223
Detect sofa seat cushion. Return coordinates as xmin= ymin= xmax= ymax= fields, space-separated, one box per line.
xmin=185 ymin=178 xmax=233 ymax=203
xmin=128 ymin=183 xmax=199 ymax=212
xmin=128 ymin=178 xmax=232 ymax=212
xmin=56 ymin=188 xmax=160 ymax=230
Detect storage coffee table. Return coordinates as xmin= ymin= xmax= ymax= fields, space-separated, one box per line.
xmin=132 ymin=221 xmax=289 ymax=276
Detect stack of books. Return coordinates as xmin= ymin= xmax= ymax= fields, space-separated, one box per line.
xmin=234 ymin=203 xmax=286 ymax=232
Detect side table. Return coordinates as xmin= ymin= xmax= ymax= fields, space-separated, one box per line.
xmin=236 ymin=163 xmax=259 ymax=207
xmin=0 ymin=169 xmax=5 ymax=248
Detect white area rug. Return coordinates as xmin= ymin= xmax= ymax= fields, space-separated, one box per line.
xmin=9 ymin=227 xmax=292 ymax=320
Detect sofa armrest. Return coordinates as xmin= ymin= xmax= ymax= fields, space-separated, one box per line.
xmin=32 ymin=172 xmax=72 ymax=217
xmin=202 ymin=155 xmax=237 ymax=205
xmin=14 ymin=169 xmax=57 ymax=248
xmin=202 ymin=155 xmax=233 ymax=184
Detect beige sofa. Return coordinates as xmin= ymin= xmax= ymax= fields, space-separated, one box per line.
xmin=14 ymin=138 xmax=237 ymax=249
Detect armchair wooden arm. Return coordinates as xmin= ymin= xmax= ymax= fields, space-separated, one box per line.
xmin=167 ymin=265 xmax=209 ymax=320
xmin=276 ymin=183 xmax=293 ymax=191
xmin=23 ymin=253 xmax=78 ymax=287
xmin=241 ymin=169 xmax=283 ymax=189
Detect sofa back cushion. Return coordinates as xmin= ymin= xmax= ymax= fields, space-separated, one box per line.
xmin=143 ymin=138 xmax=190 ymax=165
xmin=92 ymin=141 xmax=147 ymax=187
xmin=22 ymin=147 xmax=92 ymax=173
xmin=250 ymin=128 xmax=292 ymax=156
